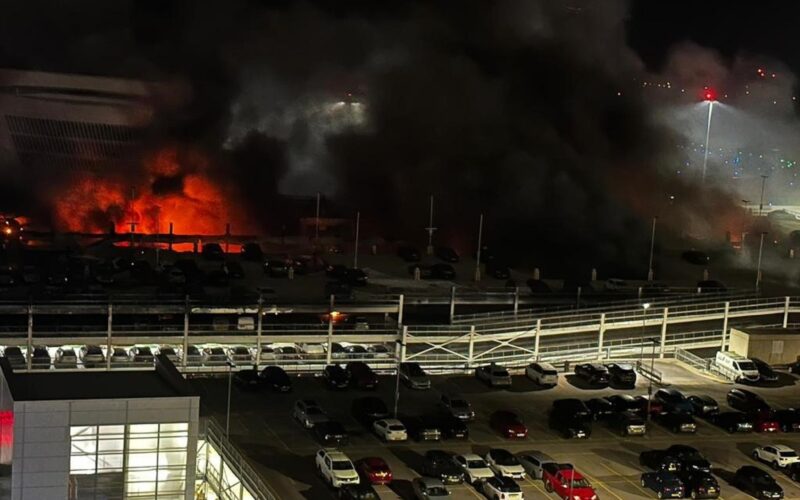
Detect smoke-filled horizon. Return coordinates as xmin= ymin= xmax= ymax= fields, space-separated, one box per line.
xmin=0 ymin=0 xmax=798 ymax=275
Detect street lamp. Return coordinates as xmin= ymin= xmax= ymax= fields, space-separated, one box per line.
xmin=758 ymin=175 xmax=769 ymax=216
xmin=393 ymin=340 xmax=405 ymax=417
xmin=647 ymin=217 xmax=657 ymax=281
xmin=701 ymin=89 xmax=717 ymax=182
xmin=756 ymin=231 xmax=767 ymax=292
xmin=226 ymin=360 xmax=236 ymax=438
xmin=639 ymin=303 xmax=651 ymax=367
xmin=645 ymin=338 xmax=660 ymax=421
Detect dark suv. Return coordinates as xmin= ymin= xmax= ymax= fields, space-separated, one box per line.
xmin=606 ymin=363 xmax=636 ymax=387
xmin=549 ymin=399 xmax=592 ymax=438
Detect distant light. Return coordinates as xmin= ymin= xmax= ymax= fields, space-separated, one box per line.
xmin=642 ymin=303 xmax=651 ymax=310
xmin=703 ymin=88 xmax=717 ymax=101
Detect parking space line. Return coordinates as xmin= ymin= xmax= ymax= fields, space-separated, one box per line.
xmin=259 ymin=419 xmax=291 ymax=451
xmin=600 ymin=462 xmax=651 ymax=497
xmin=524 ymin=477 xmax=549 ymax=496
xmin=579 ymin=470 xmax=625 ymax=500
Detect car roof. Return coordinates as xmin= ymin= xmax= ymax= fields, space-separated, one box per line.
xmin=521 ymin=451 xmax=553 ymax=461
xmin=418 ymin=477 xmax=444 ymax=487
xmin=382 ymin=418 xmax=403 ymax=425
xmin=770 ymin=444 xmax=796 ymax=452
xmin=533 ymin=361 xmax=556 ymax=370
xmin=459 ymin=453 xmax=483 ymax=461
xmin=322 ymin=449 xmax=350 ymax=460
xmin=363 ymin=457 xmax=388 ymax=467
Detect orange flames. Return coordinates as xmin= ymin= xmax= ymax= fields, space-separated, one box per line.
xmin=55 ymin=147 xmax=251 ymax=235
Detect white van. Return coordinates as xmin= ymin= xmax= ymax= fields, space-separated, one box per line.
xmin=525 ymin=362 xmax=558 ymax=386
xmin=237 ymin=316 xmax=255 ymax=331
xmin=715 ymin=351 xmax=760 ymax=383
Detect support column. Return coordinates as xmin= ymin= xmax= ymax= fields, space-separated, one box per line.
xmin=449 ymin=286 xmax=456 ymax=324
xmin=783 ymin=296 xmax=791 ymax=328
xmin=659 ymin=307 xmax=669 ymax=359
xmin=721 ymin=301 xmax=730 ymax=351
xmin=513 ymin=287 xmax=520 ymax=316
xmin=399 ymin=326 xmax=408 ymax=363
xmin=255 ymin=296 xmax=263 ymax=368
xmin=597 ymin=313 xmax=606 ymax=360
xmin=106 ymin=303 xmax=113 ymax=370
xmin=467 ymin=326 xmax=475 ymax=368
xmin=326 ymin=318 xmax=334 ymax=365
xmin=398 ymin=294 xmax=405 ymax=326
xmin=26 ymin=305 xmax=33 ymax=370
xmin=533 ymin=319 xmax=542 ymax=360
xmin=182 ymin=296 xmax=190 ymax=369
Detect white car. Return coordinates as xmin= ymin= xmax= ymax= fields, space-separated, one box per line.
xmin=54 ymin=347 xmax=78 ymax=368
xmin=525 ymin=362 xmax=558 ymax=387
xmin=517 ymin=451 xmax=555 ymax=479
xmin=752 ymin=445 xmax=800 ymax=469
xmin=315 ymin=448 xmax=359 ymax=488
xmin=373 ymin=419 xmax=408 ymax=441
xmin=482 ymin=476 xmax=524 ymax=500
xmin=476 ymin=363 xmax=512 ymax=387
xmin=485 ymin=449 xmax=525 ymax=479
xmin=453 ymin=453 xmax=495 ymax=484
xmin=293 ymin=400 xmax=329 ymax=428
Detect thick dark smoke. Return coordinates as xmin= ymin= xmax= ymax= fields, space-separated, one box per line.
xmin=0 ymin=0 xmax=763 ymax=275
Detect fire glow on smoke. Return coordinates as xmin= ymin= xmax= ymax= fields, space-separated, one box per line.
xmin=55 ymin=148 xmax=246 ymax=235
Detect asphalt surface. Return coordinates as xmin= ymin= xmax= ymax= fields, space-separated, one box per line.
xmin=192 ymin=361 xmax=800 ymax=500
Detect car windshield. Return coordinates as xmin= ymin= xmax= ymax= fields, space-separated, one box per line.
xmin=542 ymin=370 xmax=558 ymax=376
xmin=737 ymin=362 xmax=757 ymax=371
xmin=451 ymin=400 xmax=469 ymax=409
xmin=494 ymin=453 xmax=518 ymax=466
xmin=492 ymin=369 xmax=509 ymax=376
xmin=467 ymin=459 xmax=487 ymax=469
xmin=564 ymin=478 xmax=591 ymax=488
xmin=780 ymin=451 xmax=798 ymax=457
xmin=406 ymin=364 xmax=424 ymax=375
xmin=306 ymin=407 xmax=323 ymax=415
xmin=388 ymin=424 xmax=405 ymax=431
xmin=332 ymin=460 xmax=354 ymax=471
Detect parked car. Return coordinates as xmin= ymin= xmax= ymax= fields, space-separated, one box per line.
xmin=654 ymin=388 xmax=694 ymax=414
xmin=226 ymin=346 xmax=252 ymax=364
xmin=233 ymin=369 xmax=261 ymax=390
xmin=241 ymin=242 xmax=263 ymax=261
xmin=585 ymin=398 xmax=615 ymax=421
xmin=79 ymin=345 xmax=105 ymax=368
xmin=313 ymin=421 xmax=349 ymax=446
xmin=432 ymin=415 xmax=468 ymax=440
xmin=422 ymin=450 xmax=464 ymax=484
xmin=640 ymin=470 xmax=684 ymax=499
xmin=54 ymin=347 xmax=78 ymax=368
xmin=434 ymin=246 xmax=459 ymax=263
xmin=453 ymin=453 xmax=494 ymax=485
xmin=678 ymin=470 xmax=720 ymax=499
xmin=786 ymin=462 xmax=800 ymax=482
xmin=753 ymin=411 xmax=780 ymax=433
xmin=716 ymin=351 xmax=761 ymax=383
xmin=517 ymin=451 xmax=555 ymax=479
xmin=485 ymin=449 xmax=525 ymax=479
xmin=663 ymin=445 xmax=712 ymax=472
xmin=202 ymin=243 xmax=224 ymax=260
xmin=490 ymin=410 xmax=528 ymax=439
xmin=338 ymin=483 xmax=378 ymax=500
xmin=372 ymin=419 xmax=407 ymax=441
xmin=159 ymin=346 xmax=180 ymax=364
xmin=727 ymin=388 xmax=771 ymax=414
xmin=324 ymin=364 xmax=350 ymax=389
xmin=204 ymin=346 xmax=228 ymax=365
xmin=130 ymin=346 xmax=155 ymax=364
xmin=293 ymin=400 xmax=329 ymax=428
xmin=31 ymin=346 xmax=51 ymax=368
xmin=634 ymin=395 xmax=665 ymax=417
xmin=481 ymin=476 xmax=522 ymax=500
xmin=541 ymin=463 xmax=597 ymax=500
xmin=397 ymin=245 xmax=421 ymax=262
xmin=774 ymin=409 xmax=800 ymax=433
xmin=399 ymin=362 xmax=431 ymax=389
xmin=475 ymin=363 xmax=512 ymax=387
xmin=402 ymin=415 xmax=441 ymax=442
xmin=732 ymin=465 xmax=783 ymax=499
xmin=525 ymin=362 xmax=558 ymax=386
xmin=347 ymin=362 xmax=378 ymax=389
xmin=412 ymin=478 xmax=450 ymax=500
xmin=752 ymin=358 xmax=780 ymax=383
xmin=639 ymin=450 xmax=681 ymax=472
xmin=223 ymin=261 xmax=245 ymax=279
xmin=688 ymin=395 xmax=719 ymax=418
xmin=606 ymin=363 xmax=636 ymax=387
xmin=356 ymin=457 xmax=392 ymax=485
xmin=109 ymin=347 xmax=130 ymax=365
xmin=2 ymin=346 xmax=25 ymax=368
xmin=605 ymin=394 xmax=641 ymax=414
xmin=709 ymin=411 xmax=754 ymax=433
xmin=265 ymin=259 xmax=289 ymax=277
xmin=574 ymin=363 xmax=610 ymax=385
xmin=315 ymin=448 xmax=359 ymax=488
xmin=753 ymin=445 xmax=800 ymax=470
xmin=439 ymin=394 xmax=474 ymax=421
xmin=654 ymin=411 xmax=698 ymax=434
xmin=259 ymin=366 xmax=292 ymax=392
xmin=607 ymin=410 xmax=647 ymax=437
xmin=549 ymin=399 xmax=592 ymax=438
xmin=351 ymin=397 xmax=389 ymax=425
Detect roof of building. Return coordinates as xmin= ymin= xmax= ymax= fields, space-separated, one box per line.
xmin=733 ymin=327 xmax=800 ymax=337
xmin=0 ymin=355 xmax=192 ymax=401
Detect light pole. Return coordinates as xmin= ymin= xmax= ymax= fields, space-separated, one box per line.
xmin=353 ymin=211 xmax=360 ymax=269
xmin=225 ymin=360 xmax=236 ymax=438
xmin=393 ymin=340 xmax=404 ymax=418
xmin=425 ymin=195 xmax=436 ymax=256
xmin=647 ymin=217 xmax=658 ymax=281
xmin=645 ymin=338 xmax=660 ymax=421
xmin=756 ymin=231 xmax=767 ymax=292
xmin=315 ymin=191 xmax=321 ymax=242
xmin=758 ymin=175 xmax=769 ymax=216
xmin=474 ymin=213 xmax=484 ymax=282
xmin=701 ymin=89 xmax=716 ymax=182
xmin=639 ymin=303 xmax=651 ymax=367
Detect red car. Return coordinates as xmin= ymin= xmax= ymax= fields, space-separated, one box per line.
xmin=635 ymin=395 xmax=664 ymax=417
xmin=542 ymin=463 xmax=599 ymax=500
xmin=753 ymin=411 xmax=780 ymax=433
xmin=357 ymin=457 xmax=393 ymax=485
xmin=489 ymin=410 xmax=528 ymax=439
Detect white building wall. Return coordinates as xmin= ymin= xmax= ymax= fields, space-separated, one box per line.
xmin=10 ymin=397 xmax=199 ymax=500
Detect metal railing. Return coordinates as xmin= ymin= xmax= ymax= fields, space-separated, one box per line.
xmin=675 ymin=348 xmax=710 ymax=372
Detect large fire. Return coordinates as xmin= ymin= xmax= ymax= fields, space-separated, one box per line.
xmin=55 ymin=148 xmax=250 ymax=235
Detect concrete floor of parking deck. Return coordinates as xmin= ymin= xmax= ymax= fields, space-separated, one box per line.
xmin=191 ymin=361 xmax=800 ymax=499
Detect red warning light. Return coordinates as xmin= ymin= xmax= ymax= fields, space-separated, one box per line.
xmin=703 ymin=87 xmax=717 ymax=101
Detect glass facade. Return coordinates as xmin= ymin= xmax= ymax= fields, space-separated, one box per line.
xmin=69 ymin=423 xmax=189 ymax=500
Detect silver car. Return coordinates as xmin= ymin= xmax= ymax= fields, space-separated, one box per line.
xmin=80 ymin=345 xmax=105 ymax=368
xmin=440 ymin=394 xmax=475 ymax=421
xmin=400 ymin=362 xmax=431 ymax=390
xmin=292 ymin=400 xmax=329 ymax=428
xmin=517 ymin=451 xmax=555 ymax=479
xmin=412 ymin=477 xmax=450 ymax=499
xmin=475 ymin=363 xmax=512 ymax=387
xmin=227 ymin=345 xmax=253 ymax=364
xmin=54 ymin=347 xmax=78 ymax=369
xmin=525 ymin=362 xmax=558 ymax=387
